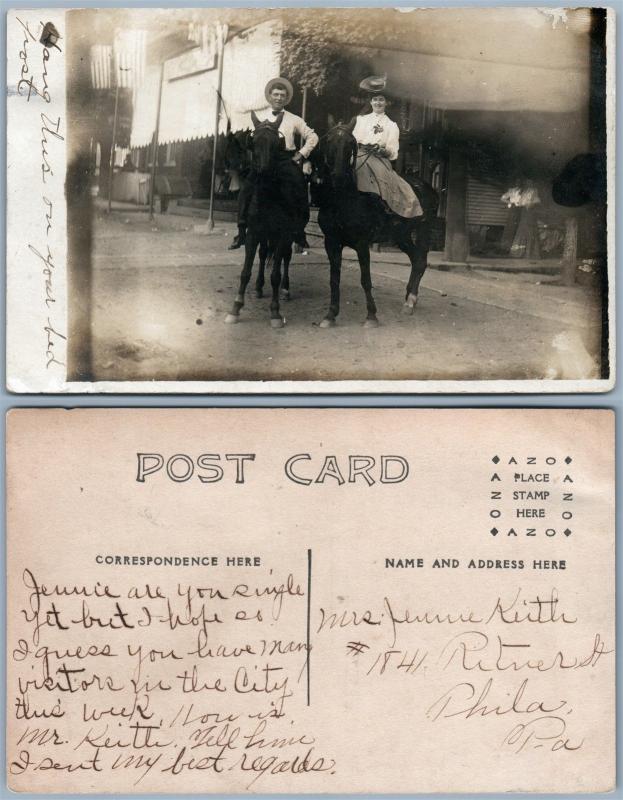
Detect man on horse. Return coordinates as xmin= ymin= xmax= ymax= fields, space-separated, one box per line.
xmin=229 ymin=77 xmax=318 ymax=250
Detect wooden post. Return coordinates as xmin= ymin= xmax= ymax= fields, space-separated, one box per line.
xmin=562 ymin=215 xmax=578 ymax=286
xmin=443 ymin=146 xmax=469 ymax=263
xmin=148 ymin=60 xmax=165 ymax=221
xmin=208 ymin=23 xmax=227 ymax=231
xmin=107 ymin=84 xmax=120 ymax=213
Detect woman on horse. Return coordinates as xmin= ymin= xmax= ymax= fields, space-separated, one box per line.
xmin=353 ymin=76 xmax=423 ymax=219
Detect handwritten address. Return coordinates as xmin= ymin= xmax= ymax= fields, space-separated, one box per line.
xmin=315 ymin=587 xmax=612 ymax=756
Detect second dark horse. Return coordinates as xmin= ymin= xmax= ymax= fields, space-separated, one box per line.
xmin=314 ymin=119 xmax=437 ymax=328
xmin=225 ymin=112 xmax=295 ymax=329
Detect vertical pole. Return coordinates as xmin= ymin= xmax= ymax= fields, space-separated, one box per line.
xmin=208 ymin=24 xmax=227 ymax=231
xmin=443 ymin=145 xmax=469 ymax=263
xmin=107 ymin=83 xmax=120 ymax=213
xmin=562 ymin=216 xmax=578 ymax=287
xmin=301 ymin=85 xmax=308 ymax=119
xmin=149 ymin=60 xmax=165 ymax=221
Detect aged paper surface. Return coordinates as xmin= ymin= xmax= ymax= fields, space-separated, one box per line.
xmin=6 ymin=408 xmax=615 ymax=793
xmin=5 ymin=8 xmax=615 ymax=394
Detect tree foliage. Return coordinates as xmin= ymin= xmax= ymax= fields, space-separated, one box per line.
xmin=280 ymin=24 xmax=338 ymax=96
xmin=279 ymin=10 xmax=404 ymax=96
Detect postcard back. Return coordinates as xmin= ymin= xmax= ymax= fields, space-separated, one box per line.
xmin=6 ymin=409 xmax=615 ymax=793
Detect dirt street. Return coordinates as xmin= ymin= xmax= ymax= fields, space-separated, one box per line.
xmin=90 ymin=210 xmax=603 ymax=384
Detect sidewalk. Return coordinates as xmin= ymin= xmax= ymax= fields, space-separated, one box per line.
xmin=97 ymin=198 xmax=571 ymax=278
xmin=95 ymin=207 xmax=599 ymax=331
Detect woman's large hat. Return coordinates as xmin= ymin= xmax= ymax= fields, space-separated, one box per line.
xmin=354 ymin=75 xmax=395 ymax=108
xmin=265 ymin=77 xmax=294 ymax=105
xmin=359 ymin=75 xmax=388 ymax=95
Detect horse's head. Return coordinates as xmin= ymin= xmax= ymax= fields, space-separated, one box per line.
xmin=320 ymin=117 xmax=357 ymax=184
xmin=248 ymin=110 xmax=285 ymax=176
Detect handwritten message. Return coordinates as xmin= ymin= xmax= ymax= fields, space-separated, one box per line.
xmin=9 ymin=566 xmax=334 ymax=789
xmin=12 ymin=15 xmax=66 ymax=372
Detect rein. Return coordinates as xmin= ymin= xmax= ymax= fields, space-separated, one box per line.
xmin=355 ymin=149 xmax=375 ymax=172
xmin=319 ymin=125 xmax=379 ymax=175
xmin=317 ymin=128 xmax=385 ymax=199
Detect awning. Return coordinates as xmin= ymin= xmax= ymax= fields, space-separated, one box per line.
xmin=131 ymin=19 xmax=282 ymax=148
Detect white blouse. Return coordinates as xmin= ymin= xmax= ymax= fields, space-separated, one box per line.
xmin=353 ymin=113 xmax=400 ymax=161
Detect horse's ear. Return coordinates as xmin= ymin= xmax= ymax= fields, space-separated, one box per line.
xmin=327 ymin=113 xmax=336 ymax=129
xmin=345 ymin=116 xmax=357 ymax=133
xmin=272 ymin=111 xmax=284 ymax=128
xmin=251 ymin=110 xmax=260 ymax=129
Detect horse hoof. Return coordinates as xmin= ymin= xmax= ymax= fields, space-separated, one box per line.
xmin=225 ymin=313 xmax=239 ymax=324
xmin=280 ymin=290 xmax=290 ymax=301
xmin=270 ymin=317 xmax=285 ymax=329
xmin=403 ymin=293 xmax=418 ymax=315
xmin=363 ymin=317 xmax=379 ymax=328
xmin=319 ymin=318 xmax=336 ymax=328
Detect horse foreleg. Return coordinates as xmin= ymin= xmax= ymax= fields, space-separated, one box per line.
xmin=269 ymin=242 xmax=284 ymax=328
xmin=320 ymin=238 xmax=342 ymax=328
xmin=255 ymin=238 xmax=269 ymax=298
xmin=280 ymin=242 xmax=293 ymax=301
xmin=356 ymin=243 xmax=378 ymax=328
xmin=400 ymin=221 xmax=430 ymax=315
xmin=226 ymin=232 xmax=259 ymax=323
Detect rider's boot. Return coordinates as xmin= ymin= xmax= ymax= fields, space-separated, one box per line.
xmin=293 ymin=229 xmax=310 ymax=251
xmin=229 ymin=225 xmax=247 ymax=250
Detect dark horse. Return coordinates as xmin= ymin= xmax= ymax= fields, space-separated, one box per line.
xmin=224 ymin=127 xmax=293 ymax=301
xmin=313 ymin=118 xmax=437 ymax=327
xmin=225 ymin=112 xmax=295 ymax=328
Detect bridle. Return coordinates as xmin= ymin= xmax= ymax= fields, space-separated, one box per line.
xmin=318 ymin=125 xmax=358 ymax=178
xmin=316 ymin=125 xmax=386 ymax=197
xmin=248 ymin=123 xmax=286 ymax=175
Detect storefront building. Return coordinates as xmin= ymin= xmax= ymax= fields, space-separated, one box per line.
xmin=97 ymin=9 xmax=603 ymax=272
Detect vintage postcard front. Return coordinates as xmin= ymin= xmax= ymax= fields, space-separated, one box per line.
xmin=6 ymin=408 xmax=615 ymax=793
xmin=5 ymin=8 xmax=615 ymax=393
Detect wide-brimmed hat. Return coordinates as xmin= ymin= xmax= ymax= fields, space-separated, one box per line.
xmin=354 ymin=75 xmax=397 ymax=108
xmin=265 ymin=77 xmax=294 ymax=105
xmin=359 ymin=75 xmax=388 ymax=95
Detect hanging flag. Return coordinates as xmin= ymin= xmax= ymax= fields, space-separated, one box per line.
xmin=90 ymin=44 xmax=112 ymax=89
xmin=90 ymin=31 xmax=146 ymax=92
xmin=114 ymin=29 xmax=147 ymax=91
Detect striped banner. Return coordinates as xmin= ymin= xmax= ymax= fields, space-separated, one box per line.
xmin=90 ymin=31 xmax=146 ymax=92
xmin=114 ymin=29 xmax=147 ymax=92
xmin=90 ymin=44 xmax=112 ymax=89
